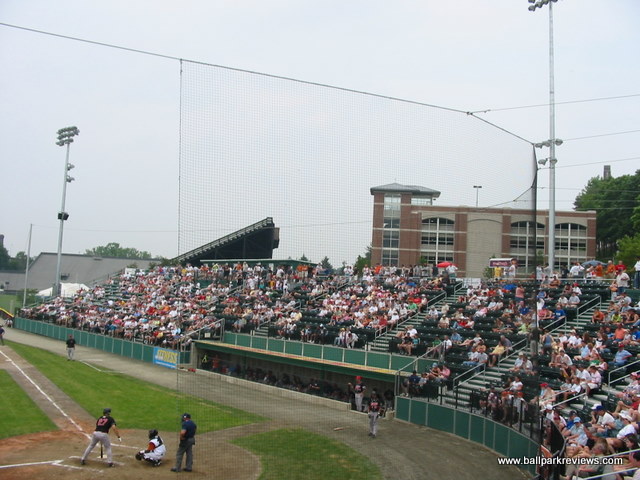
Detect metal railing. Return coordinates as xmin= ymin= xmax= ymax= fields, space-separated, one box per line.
xmin=607 ymin=358 xmax=640 ymax=386
xmin=393 ymin=343 xmax=449 ymax=402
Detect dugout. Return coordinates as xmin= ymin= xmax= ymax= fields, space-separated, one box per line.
xmin=191 ymin=338 xmax=399 ymax=408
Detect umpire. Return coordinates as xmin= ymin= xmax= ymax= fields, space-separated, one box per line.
xmin=171 ymin=413 xmax=197 ymax=472
xmin=81 ymin=407 xmax=121 ymax=467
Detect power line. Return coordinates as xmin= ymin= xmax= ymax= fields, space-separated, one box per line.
xmin=469 ymin=93 xmax=640 ymax=115
xmin=0 ymin=21 xmax=464 ymax=115
xmin=553 ymin=155 xmax=640 ymax=169
xmin=563 ymin=129 xmax=640 ymax=142
xmin=0 ymin=21 xmax=536 ymax=144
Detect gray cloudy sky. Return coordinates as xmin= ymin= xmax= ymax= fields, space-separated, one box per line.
xmin=1 ymin=0 xmax=639 ymax=262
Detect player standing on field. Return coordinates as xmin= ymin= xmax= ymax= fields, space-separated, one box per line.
xmin=368 ymin=391 xmax=382 ymax=438
xmin=348 ymin=376 xmax=366 ymax=412
xmin=81 ymin=407 xmax=121 ymax=467
xmin=66 ymin=334 xmax=76 ymax=360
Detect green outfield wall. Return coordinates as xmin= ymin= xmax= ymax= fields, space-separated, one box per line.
xmin=14 ymin=320 xmax=537 ymax=474
xmin=395 ymin=396 xmax=538 ymax=475
xmin=14 ymin=317 xmax=190 ymax=367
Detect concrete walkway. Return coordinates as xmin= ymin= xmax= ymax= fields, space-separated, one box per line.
xmin=3 ymin=328 xmax=527 ymax=480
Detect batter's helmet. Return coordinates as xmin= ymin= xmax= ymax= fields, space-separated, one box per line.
xmin=103 ymin=408 xmax=112 ymax=414
xmin=182 ymin=413 xmax=191 ymax=419
xmin=148 ymin=429 xmax=159 ymax=439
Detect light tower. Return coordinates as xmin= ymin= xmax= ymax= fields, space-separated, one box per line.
xmin=54 ymin=126 xmax=79 ymax=297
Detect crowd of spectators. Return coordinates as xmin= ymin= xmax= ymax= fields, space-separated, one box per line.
xmin=20 ymin=263 xmax=346 ymax=349
xmin=542 ymin=402 xmax=640 ymax=479
xmin=19 ymin=262 xmax=451 ymax=351
xmin=467 ymin=282 xmax=640 ymax=446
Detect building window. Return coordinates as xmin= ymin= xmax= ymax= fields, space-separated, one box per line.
xmin=383 ymin=218 xmax=400 ymax=229
xmin=383 ymin=231 xmax=399 ymax=248
xmin=381 ymin=194 xmax=401 ymax=266
xmin=509 ymin=221 xmax=544 ymax=273
xmin=421 ymin=253 xmax=454 ymax=265
xmin=383 ymin=194 xmax=401 ymax=211
xmin=555 ymin=223 xmax=588 ymax=267
xmin=420 ymin=217 xmax=454 ymax=264
xmin=382 ymin=249 xmax=399 ymax=266
xmin=411 ymin=197 xmax=433 ymax=206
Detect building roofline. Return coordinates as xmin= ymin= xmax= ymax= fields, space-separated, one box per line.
xmin=370 ymin=183 xmax=441 ymax=197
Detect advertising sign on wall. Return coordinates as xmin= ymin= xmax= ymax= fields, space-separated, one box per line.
xmin=153 ymin=347 xmax=178 ymax=369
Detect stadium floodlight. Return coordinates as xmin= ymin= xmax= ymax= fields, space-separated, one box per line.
xmin=54 ymin=126 xmax=79 ymax=297
xmin=527 ymin=0 xmax=563 ymax=273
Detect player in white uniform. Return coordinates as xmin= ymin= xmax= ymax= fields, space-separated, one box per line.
xmin=135 ymin=429 xmax=166 ymax=466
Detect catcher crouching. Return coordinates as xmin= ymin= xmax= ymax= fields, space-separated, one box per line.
xmin=135 ymin=429 xmax=166 ymax=466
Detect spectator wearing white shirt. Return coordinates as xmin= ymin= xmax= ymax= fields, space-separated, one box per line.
xmin=606 ymin=410 xmax=636 ymax=451
xmin=584 ymin=365 xmax=602 ymax=396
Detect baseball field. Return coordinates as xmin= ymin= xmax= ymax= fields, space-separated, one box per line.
xmin=0 ymin=338 xmax=380 ymax=480
xmin=0 ymin=328 xmax=525 ymax=480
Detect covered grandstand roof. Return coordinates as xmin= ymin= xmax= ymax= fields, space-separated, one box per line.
xmin=370 ymin=182 xmax=441 ymax=197
xmin=173 ymin=217 xmax=280 ymax=266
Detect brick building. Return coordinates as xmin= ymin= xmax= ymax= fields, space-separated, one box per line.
xmin=370 ymin=183 xmax=596 ymax=278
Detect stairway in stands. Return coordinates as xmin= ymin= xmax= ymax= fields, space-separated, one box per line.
xmin=441 ymin=300 xmax=603 ymax=410
xmin=369 ymin=287 xmax=459 ymax=353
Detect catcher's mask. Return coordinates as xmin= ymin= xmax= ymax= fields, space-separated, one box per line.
xmin=148 ymin=429 xmax=158 ymax=439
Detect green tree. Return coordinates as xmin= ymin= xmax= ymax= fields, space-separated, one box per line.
xmin=299 ymin=254 xmax=309 ymax=262
xmin=319 ymin=256 xmax=333 ymax=272
xmin=354 ymin=245 xmax=372 ymax=272
xmin=574 ymin=170 xmax=640 ymax=259
xmin=0 ymin=244 xmax=33 ymax=271
xmin=85 ymin=242 xmax=153 ymax=259
xmin=0 ymin=243 xmax=10 ymax=270
xmin=8 ymin=251 xmax=32 ymax=270
xmin=617 ymin=234 xmax=640 ymax=270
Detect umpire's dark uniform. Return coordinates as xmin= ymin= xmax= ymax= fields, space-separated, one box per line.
xmin=171 ymin=413 xmax=197 ymax=472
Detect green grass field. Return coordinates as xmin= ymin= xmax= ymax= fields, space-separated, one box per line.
xmin=233 ymin=428 xmax=383 ymax=480
xmin=8 ymin=341 xmax=264 ymax=432
xmin=5 ymin=340 xmax=383 ymax=479
xmin=0 ymin=369 xmax=57 ymax=439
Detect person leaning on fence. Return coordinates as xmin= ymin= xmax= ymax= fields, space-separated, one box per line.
xmin=401 ymin=370 xmax=421 ymax=397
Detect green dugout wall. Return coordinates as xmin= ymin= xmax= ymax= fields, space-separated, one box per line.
xmin=15 ymin=321 xmax=537 ymax=474
xmin=395 ymin=396 xmax=538 ymax=475
xmin=14 ymin=317 xmax=190 ymax=366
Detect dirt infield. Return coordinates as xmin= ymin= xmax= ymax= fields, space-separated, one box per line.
xmin=0 ymin=329 xmax=527 ymax=480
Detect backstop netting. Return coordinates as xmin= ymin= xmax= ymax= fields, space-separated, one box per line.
xmin=178 ymin=59 xmax=537 ymax=270
xmin=176 ymin=60 xmax=538 ymax=447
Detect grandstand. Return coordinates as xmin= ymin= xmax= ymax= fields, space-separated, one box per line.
xmin=172 ymin=217 xmax=280 ymax=266
xmin=15 ymin=261 xmax=640 ymax=478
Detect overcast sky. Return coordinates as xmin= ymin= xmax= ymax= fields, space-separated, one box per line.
xmin=1 ymin=0 xmax=638 ymax=263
